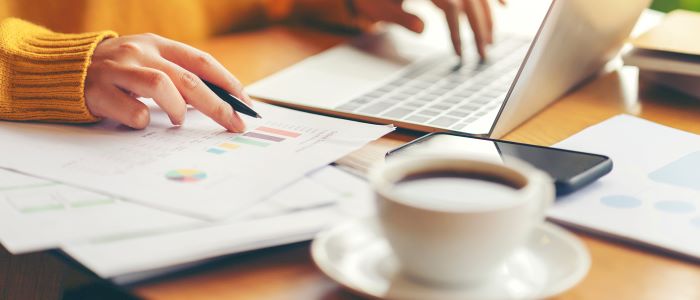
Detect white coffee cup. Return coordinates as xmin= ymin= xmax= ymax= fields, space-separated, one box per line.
xmin=369 ymin=155 xmax=554 ymax=286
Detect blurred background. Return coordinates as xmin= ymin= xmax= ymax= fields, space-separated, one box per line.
xmin=652 ymin=0 xmax=700 ymax=11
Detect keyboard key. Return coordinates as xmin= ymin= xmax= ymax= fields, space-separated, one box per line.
xmin=351 ymin=97 xmax=372 ymax=104
xmin=458 ymin=104 xmax=480 ymax=111
xmin=366 ymin=90 xmax=385 ymax=98
xmin=430 ymin=116 xmax=460 ymax=128
xmin=419 ymin=109 xmax=441 ymax=117
xmin=470 ymin=97 xmax=492 ymax=105
xmin=406 ymin=115 xmax=430 ymax=123
xmin=390 ymin=78 xmax=409 ymax=86
xmin=404 ymin=87 xmax=424 ymax=94
xmin=336 ymin=103 xmax=362 ymax=112
xmin=384 ymin=96 xmax=404 ymax=103
xmin=441 ymin=97 xmax=463 ymax=104
xmin=359 ymin=102 xmax=395 ymax=115
xmin=417 ymin=96 xmax=437 ymax=103
xmin=403 ymin=103 xmax=423 ymax=110
xmin=430 ymin=104 xmax=451 ymax=111
xmin=446 ymin=110 xmax=471 ymax=118
xmin=382 ymin=107 xmax=413 ymax=119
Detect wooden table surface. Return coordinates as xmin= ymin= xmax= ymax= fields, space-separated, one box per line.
xmin=2 ymin=25 xmax=699 ymax=300
xmin=127 ymin=26 xmax=700 ymax=300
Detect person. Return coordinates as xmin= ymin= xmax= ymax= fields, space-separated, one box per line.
xmin=0 ymin=0 xmax=500 ymax=132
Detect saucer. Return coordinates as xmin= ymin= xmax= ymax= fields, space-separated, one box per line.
xmin=311 ymin=219 xmax=590 ymax=300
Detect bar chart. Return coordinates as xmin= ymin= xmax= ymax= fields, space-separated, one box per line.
xmin=206 ymin=126 xmax=303 ymax=155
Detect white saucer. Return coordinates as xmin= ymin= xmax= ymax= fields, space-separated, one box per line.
xmin=311 ymin=219 xmax=590 ymax=300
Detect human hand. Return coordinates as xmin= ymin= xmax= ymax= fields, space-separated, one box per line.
xmin=352 ymin=0 xmax=506 ymax=59
xmin=86 ymin=33 xmax=251 ymax=132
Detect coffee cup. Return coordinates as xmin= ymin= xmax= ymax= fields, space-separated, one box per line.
xmin=368 ymin=155 xmax=554 ymax=286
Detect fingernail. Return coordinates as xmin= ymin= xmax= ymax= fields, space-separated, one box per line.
xmin=229 ymin=113 xmax=245 ymax=132
xmin=412 ymin=20 xmax=425 ymax=33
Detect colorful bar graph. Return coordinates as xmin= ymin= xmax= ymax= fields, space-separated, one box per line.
xmin=231 ymin=136 xmax=270 ymax=147
xmin=244 ymin=132 xmax=285 ymax=142
xmin=256 ymin=126 xmax=302 ymax=138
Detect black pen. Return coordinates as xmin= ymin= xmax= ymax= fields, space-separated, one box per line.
xmin=203 ymin=79 xmax=262 ymax=119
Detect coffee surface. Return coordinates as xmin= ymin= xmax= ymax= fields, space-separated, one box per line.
xmin=391 ymin=176 xmax=520 ymax=210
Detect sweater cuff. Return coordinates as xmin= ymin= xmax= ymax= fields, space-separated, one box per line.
xmin=0 ymin=18 xmax=117 ymax=123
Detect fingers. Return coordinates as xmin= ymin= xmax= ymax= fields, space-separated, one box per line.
xmin=377 ymin=1 xmax=425 ymax=33
xmin=353 ymin=0 xmax=424 ymax=33
xmin=88 ymin=86 xmax=151 ymax=129
xmin=103 ymin=60 xmax=187 ymax=125
xmin=478 ymin=0 xmax=494 ymax=44
xmin=157 ymin=38 xmax=252 ymax=106
xmin=434 ymin=0 xmax=463 ymax=57
xmin=462 ymin=0 xmax=488 ymax=60
xmin=150 ymin=58 xmax=245 ymax=132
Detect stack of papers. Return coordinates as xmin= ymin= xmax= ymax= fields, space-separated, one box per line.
xmin=549 ymin=115 xmax=700 ymax=260
xmin=624 ymin=10 xmax=700 ymax=99
xmin=0 ymin=102 xmax=392 ymax=282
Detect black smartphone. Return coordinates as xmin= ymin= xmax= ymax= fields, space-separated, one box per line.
xmin=386 ymin=133 xmax=613 ymax=195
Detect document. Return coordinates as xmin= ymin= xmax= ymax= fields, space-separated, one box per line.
xmin=0 ymin=102 xmax=392 ymax=220
xmin=0 ymin=164 xmax=371 ymax=258
xmin=0 ymin=169 xmax=199 ymax=254
xmin=62 ymin=166 xmax=375 ymax=281
xmin=549 ymin=115 xmax=700 ymax=259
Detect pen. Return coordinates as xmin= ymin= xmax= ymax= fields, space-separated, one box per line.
xmin=203 ymin=79 xmax=262 ymax=119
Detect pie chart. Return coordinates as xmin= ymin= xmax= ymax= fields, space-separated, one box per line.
xmin=165 ymin=169 xmax=207 ymax=182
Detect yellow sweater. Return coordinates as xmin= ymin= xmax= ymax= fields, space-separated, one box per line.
xmin=0 ymin=0 xmax=358 ymax=123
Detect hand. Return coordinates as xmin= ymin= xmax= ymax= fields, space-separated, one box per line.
xmin=352 ymin=0 xmax=505 ymax=59
xmin=86 ymin=33 xmax=251 ymax=132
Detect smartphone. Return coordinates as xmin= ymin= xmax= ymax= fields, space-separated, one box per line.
xmin=386 ymin=133 xmax=612 ymax=195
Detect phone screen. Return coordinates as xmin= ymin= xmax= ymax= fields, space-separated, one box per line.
xmin=388 ymin=133 xmax=612 ymax=194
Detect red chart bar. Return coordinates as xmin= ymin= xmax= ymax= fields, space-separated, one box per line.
xmin=256 ymin=126 xmax=302 ymax=138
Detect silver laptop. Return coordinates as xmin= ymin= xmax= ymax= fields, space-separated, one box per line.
xmin=248 ymin=0 xmax=650 ymax=138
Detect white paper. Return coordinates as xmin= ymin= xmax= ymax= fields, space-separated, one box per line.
xmin=548 ymin=115 xmax=700 ymax=259
xmin=0 ymin=102 xmax=392 ymax=220
xmin=62 ymin=166 xmax=375 ymax=279
xmin=0 ymin=169 xmax=200 ymax=254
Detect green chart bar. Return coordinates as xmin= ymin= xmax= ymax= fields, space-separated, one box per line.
xmin=231 ymin=136 xmax=271 ymax=147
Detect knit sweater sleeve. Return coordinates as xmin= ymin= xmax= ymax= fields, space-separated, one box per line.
xmin=0 ymin=18 xmax=117 ymax=123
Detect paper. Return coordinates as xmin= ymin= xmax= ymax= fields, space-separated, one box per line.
xmin=548 ymin=115 xmax=700 ymax=259
xmin=632 ymin=10 xmax=700 ymax=56
xmin=62 ymin=166 xmax=375 ymax=280
xmin=0 ymin=169 xmax=200 ymax=254
xmin=0 ymin=102 xmax=392 ymax=220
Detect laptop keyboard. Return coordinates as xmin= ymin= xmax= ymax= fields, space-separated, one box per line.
xmin=335 ymin=37 xmax=530 ymax=131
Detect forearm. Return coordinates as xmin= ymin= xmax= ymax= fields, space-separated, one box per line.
xmin=0 ymin=18 xmax=116 ymax=123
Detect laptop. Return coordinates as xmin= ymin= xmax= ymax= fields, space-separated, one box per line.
xmin=248 ymin=0 xmax=651 ymax=138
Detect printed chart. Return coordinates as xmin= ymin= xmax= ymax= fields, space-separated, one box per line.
xmin=0 ymin=169 xmax=196 ymax=254
xmin=0 ymin=102 xmax=393 ymax=219
xmin=549 ymin=115 xmax=700 ymax=259
xmin=206 ymin=126 xmax=302 ymax=155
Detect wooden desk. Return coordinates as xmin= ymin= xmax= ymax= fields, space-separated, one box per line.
xmin=2 ymin=25 xmax=699 ymax=300
xmin=127 ymin=26 xmax=700 ymax=300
